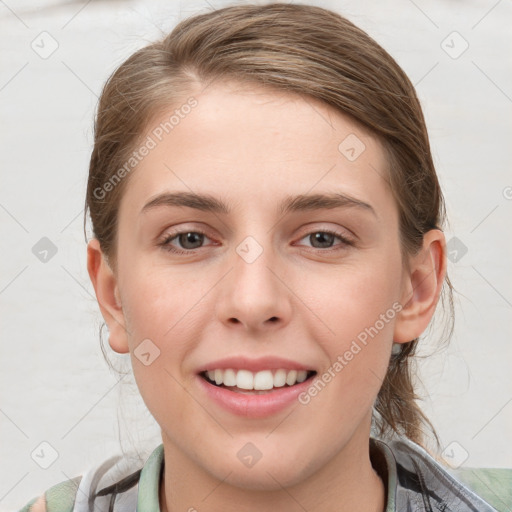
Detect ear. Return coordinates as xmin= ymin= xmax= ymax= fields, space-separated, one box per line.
xmin=87 ymin=238 xmax=129 ymax=353
xmin=393 ymin=229 xmax=447 ymax=344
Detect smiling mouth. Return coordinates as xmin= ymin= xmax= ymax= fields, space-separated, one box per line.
xmin=200 ymin=369 xmax=317 ymax=394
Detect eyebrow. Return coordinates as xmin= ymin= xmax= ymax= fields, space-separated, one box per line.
xmin=141 ymin=191 xmax=377 ymax=218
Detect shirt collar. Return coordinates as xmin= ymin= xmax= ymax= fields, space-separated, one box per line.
xmin=370 ymin=437 xmax=398 ymax=512
xmin=136 ymin=443 xmax=164 ymax=512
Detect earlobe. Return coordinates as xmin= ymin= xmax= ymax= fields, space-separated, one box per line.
xmin=87 ymin=239 xmax=130 ymax=354
xmin=393 ymin=229 xmax=447 ymax=344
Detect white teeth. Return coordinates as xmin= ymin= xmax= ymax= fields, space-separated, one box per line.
xmin=296 ymin=370 xmax=308 ymax=383
xmin=285 ymin=370 xmax=297 ymax=386
xmin=273 ymin=369 xmax=287 ymax=387
xmin=203 ymin=368 xmax=312 ymax=390
xmin=223 ymin=368 xmax=237 ymax=387
xmin=236 ymin=370 xmax=254 ymax=390
xmin=253 ymin=370 xmax=274 ymax=390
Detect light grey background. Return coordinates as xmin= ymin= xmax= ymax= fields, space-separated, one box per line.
xmin=1 ymin=0 xmax=511 ymax=510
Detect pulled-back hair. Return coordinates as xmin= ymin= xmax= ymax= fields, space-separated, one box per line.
xmin=85 ymin=2 xmax=454 ymax=449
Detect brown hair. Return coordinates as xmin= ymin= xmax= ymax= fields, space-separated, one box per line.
xmin=85 ymin=2 xmax=454 ymax=449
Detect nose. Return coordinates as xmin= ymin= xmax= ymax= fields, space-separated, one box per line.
xmin=215 ymin=235 xmax=293 ymax=333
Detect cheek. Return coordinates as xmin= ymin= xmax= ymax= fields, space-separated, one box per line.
xmin=121 ymin=267 xmax=203 ymax=431
xmin=298 ymin=254 xmax=401 ymax=397
xmin=301 ymin=253 xmax=401 ymax=341
xmin=296 ymin=269 xmax=397 ymax=439
xmin=121 ymin=261 xmax=203 ymax=341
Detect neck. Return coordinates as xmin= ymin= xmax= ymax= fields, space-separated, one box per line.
xmin=158 ymin=427 xmax=386 ymax=512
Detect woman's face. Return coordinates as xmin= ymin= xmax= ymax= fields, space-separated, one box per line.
xmin=102 ymin=81 xmax=418 ymax=488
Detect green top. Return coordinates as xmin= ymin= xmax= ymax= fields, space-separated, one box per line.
xmin=18 ymin=441 xmax=512 ymax=512
xmin=448 ymin=467 xmax=512 ymax=512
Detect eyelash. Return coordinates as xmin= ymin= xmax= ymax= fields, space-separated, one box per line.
xmin=157 ymin=228 xmax=355 ymax=255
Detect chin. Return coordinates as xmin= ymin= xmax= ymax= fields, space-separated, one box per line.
xmin=207 ymin=454 xmax=315 ymax=492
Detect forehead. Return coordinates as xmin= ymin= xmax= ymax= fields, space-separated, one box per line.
xmin=120 ymin=81 xmax=394 ymax=219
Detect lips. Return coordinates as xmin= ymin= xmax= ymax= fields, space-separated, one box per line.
xmin=195 ymin=355 xmax=318 ymax=417
xmin=196 ymin=355 xmax=315 ymax=374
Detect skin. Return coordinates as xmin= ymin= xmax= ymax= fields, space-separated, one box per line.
xmin=87 ymin=80 xmax=446 ymax=512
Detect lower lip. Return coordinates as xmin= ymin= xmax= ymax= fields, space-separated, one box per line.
xmin=197 ymin=374 xmax=314 ymax=419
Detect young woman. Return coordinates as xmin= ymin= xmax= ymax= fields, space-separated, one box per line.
xmin=18 ymin=3 xmax=510 ymax=512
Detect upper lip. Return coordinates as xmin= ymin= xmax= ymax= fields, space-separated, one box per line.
xmin=196 ymin=356 xmax=316 ymax=374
